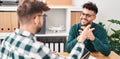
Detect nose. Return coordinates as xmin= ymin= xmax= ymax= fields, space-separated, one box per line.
xmin=82 ymin=14 xmax=87 ymax=18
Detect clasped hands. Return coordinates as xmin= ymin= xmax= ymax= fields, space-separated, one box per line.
xmin=77 ymin=25 xmax=95 ymax=43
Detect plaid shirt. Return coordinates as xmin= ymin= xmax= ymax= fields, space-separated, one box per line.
xmin=0 ymin=29 xmax=84 ymax=59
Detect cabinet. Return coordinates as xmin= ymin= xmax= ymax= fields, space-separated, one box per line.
xmin=0 ymin=12 xmax=18 ymax=32
xmin=19 ymin=0 xmax=72 ymax=6
xmin=0 ymin=7 xmax=82 ymax=34
xmin=11 ymin=12 xmax=18 ymax=31
xmin=0 ymin=2 xmax=82 ymax=39
xmin=36 ymin=36 xmax=66 ymax=52
xmin=46 ymin=0 xmax=72 ymax=6
xmin=71 ymin=11 xmax=82 ymax=26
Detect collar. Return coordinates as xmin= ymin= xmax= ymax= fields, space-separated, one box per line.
xmin=15 ymin=29 xmax=36 ymax=42
xmin=79 ymin=22 xmax=96 ymax=29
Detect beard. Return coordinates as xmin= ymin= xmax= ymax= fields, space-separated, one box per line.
xmin=36 ymin=27 xmax=41 ymax=34
xmin=81 ymin=22 xmax=91 ymax=26
xmin=80 ymin=18 xmax=92 ymax=26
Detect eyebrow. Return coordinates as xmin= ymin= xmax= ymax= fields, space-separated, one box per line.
xmin=82 ymin=12 xmax=95 ymax=16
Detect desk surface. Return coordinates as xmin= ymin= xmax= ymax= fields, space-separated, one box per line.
xmin=57 ymin=51 xmax=120 ymax=59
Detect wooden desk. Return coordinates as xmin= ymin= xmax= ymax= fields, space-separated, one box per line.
xmin=57 ymin=51 xmax=120 ymax=59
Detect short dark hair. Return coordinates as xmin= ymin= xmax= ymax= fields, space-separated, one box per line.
xmin=17 ymin=0 xmax=50 ymax=22
xmin=83 ymin=2 xmax=98 ymax=14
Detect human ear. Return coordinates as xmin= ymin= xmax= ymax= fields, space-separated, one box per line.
xmin=34 ymin=15 xmax=39 ymax=25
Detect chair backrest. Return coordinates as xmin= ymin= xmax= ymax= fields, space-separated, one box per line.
xmin=36 ymin=36 xmax=66 ymax=52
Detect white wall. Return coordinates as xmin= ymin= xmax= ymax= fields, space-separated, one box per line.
xmin=46 ymin=9 xmax=66 ymax=33
xmin=73 ymin=0 xmax=120 ymax=34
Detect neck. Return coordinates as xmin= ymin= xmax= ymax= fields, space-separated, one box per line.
xmin=81 ymin=23 xmax=92 ymax=30
xmin=19 ymin=24 xmax=36 ymax=35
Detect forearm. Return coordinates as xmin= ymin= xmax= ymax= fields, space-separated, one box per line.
xmin=65 ymin=38 xmax=78 ymax=53
xmin=68 ymin=42 xmax=85 ymax=59
xmin=53 ymin=42 xmax=85 ymax=59
xmin=92 ymin=38 xmax=111 ymax=56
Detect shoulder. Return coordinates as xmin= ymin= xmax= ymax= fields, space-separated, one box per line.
xmin=32 ymin=41 xmax=44 ymax=49
xmin=92 ymin=23 xmax=106 ymax=34
xmin=72 ymin=23 xmax=80 ymax=27
xmin=71 ymin=23 xmax=81 ymax=30
xmin=28 ymin=41 xmax=45 ymax=53
xmin=93 ymin=23 xmax=106 ymax=31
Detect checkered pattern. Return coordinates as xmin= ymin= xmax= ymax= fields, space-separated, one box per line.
xmin=0 ymin=29 xmax=84 ymax=59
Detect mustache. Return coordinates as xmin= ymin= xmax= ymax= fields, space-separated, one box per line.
xmin=82 ymin=22 xmax=91 ymax=26
xmin=81 ymin=18 xmax=90 ymax=26
xmin=81 ymin=18 xmax=87 ymax=21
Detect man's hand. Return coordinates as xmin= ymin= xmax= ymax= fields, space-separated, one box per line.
xmin=77 ymin=25 xmax=95 ymax=42
xmin=87 ymin=29 xmax=95 ymax=41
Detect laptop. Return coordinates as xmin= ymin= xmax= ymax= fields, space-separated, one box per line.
xmin=80 ymin=48 xmax=90 ymax=59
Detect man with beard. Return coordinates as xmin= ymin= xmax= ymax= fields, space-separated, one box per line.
xmin=65 ymin=2 xmax=111 ymax=56
xmin=0 ymin=0 xmax=95 ymax=59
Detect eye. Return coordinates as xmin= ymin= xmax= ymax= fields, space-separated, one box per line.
xmin=86 ymin=14 xmax=91 ymax=17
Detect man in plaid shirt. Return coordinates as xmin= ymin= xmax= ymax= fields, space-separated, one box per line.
xmin=0 ymin=0 xmax=94 ymax=59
